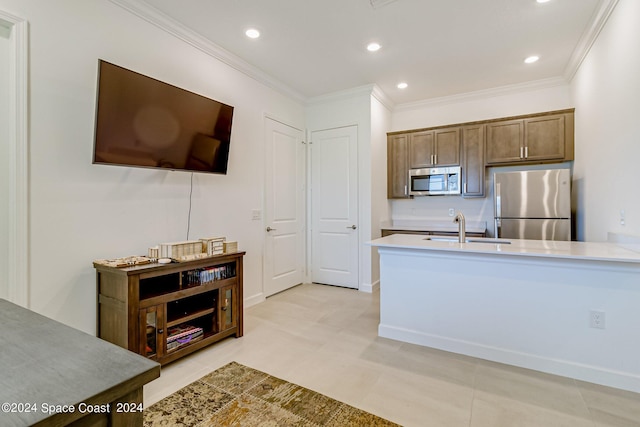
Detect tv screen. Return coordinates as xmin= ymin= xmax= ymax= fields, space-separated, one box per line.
xmin=93 ymin=60 xmax=234 ymax=174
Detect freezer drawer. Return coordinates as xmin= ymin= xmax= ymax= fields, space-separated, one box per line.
xmin=495 ymin=218 xmax=571 ymax=241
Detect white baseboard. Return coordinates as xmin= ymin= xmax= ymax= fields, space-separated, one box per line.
xmin=378 ymin=324 xmax=640 ymax=393
xmin=243 ymin=293 xmax=266 ymax=309
xmin=359 ymin=279 xmax=379 ymax=293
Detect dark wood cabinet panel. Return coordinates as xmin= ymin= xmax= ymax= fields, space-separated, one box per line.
xmin=409 ymin=128 xmax=460 ymax=168
xmin=461 ymin=124 xmax=485 ymax=197
xmin=387 ymin=133 xmax=410 ymax=199
xmin=524 ymin=114 xmax=566 ymax=161
xmin=409 ymin=131 xmax=435 ymax=168
xmin=486 ymin=110 xmax=574 ymax=165
xmin=486 ymin=119 xmax=523 ymax=164
xmin=434 ymin=128 xmax=461 ymax=166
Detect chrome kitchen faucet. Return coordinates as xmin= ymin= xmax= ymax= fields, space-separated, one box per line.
xmin=453 ymin=211 xmax=466 ymax=243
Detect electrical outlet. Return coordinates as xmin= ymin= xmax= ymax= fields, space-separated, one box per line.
xmin=448 ymin=208 xmax=455 ymax=217
xmin=251 ymin=209 xmax=262 ymax=220
xmin=590 ymin=310 xmax=606 ymax=329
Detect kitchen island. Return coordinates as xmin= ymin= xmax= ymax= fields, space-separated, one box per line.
xmin=368 ymin=234 xmax=640 ymax=393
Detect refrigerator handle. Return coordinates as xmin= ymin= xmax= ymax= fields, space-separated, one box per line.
xmin=495 ymin=219 xmax=501 ymax=238
xmin=495 ymin=182 xmax=501 ymax=218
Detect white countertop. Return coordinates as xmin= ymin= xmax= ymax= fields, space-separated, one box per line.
xmin=368 ymin=234 xmax=640 ymax=264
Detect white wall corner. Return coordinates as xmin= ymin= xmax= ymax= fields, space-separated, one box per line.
xmin=563 ymin=0 xmax=620 ymax=81
xmin=0 ymin=10 xmax=29 ymax=308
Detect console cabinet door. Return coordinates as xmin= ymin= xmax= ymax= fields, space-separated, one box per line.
xmin=461 ymin=124 xmax=485 ymax=197
xmin=409 ymin=131 xmax=435 ymax=168
xmin=486 ymin=119 xmax=523 ymax=164
xmin=139 ymin=304 xmax=165 ymax=361
xmin=433 ymin=128 xmax=460 ymax=166
xmin=387 ymin=134 xmax=410 ymax=199
xmin=219 ymin=285 xmax=237 ymax=332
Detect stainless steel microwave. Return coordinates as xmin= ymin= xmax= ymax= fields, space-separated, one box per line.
xmin=409 ymin=166 xmax=461 ymax=196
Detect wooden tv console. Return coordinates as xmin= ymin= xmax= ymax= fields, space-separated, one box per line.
xmin=94 ymin=252 xmax=244 ymax=365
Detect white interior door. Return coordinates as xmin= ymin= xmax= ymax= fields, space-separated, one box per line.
xmin=264 ymin=118 xmax=305 ymax=297
xmin=311 ymin=126 xmax=358 ymax=289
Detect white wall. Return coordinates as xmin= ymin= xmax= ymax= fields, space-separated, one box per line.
xmin=571 ymin=0 xmax=640 ymax=242
xmin=0 ymin=21 xmax=9 ymax=300
xmin=4 ymin=0 xmax=304 ymax=332
xmin=390 ymin=84 xmax=574 ymax=236
xmin=306 ymin=86 xmax=380 ymax=291
xmin=369 ymin=95 xmax=392 ymax=288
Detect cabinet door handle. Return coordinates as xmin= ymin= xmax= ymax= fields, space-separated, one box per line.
xmin=404 ymin=185 xmax=407 ymax=195
xmin=347 ymin=225 xmax=357 ymax=230
xmin=434 ymin=154 xmax=437 ymax=164
xmin=464 ymin=183 xmax=467 ymax=194
xmin=524 ymin=146 xmax=528 ymax=158
xmin=520 ymin=147 xmax=524 ymax=158
xmin=266 ymin=226 xmax=276 ymax=232
xmin=158 ymin=329 xmax=164 ymax=334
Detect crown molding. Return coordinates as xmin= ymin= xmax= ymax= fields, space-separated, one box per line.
xmin=371 ymin=85 xmax=395 ymax=111
xmin=305 ymin=84 xmax=395 ymax=111
xmin=564 ymin=0 xmax=619 ymax=81
xmin=306 ymin=84 xmax=377 ymax=105
xmin=108 ymin=0 xmax=306 ymax=104
xmin=395 ymin=76 xmax=568 ymax=112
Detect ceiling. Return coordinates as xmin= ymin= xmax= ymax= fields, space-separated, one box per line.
xmin=130 ymin=0 xmax=610 ymax=105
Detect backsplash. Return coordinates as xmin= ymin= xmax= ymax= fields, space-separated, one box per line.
xmin=390 ymin=195 xmax=495 ymax=235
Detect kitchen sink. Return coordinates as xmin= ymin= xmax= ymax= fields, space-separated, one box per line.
xmin=423 ymin=237 xmax=511 ymax=244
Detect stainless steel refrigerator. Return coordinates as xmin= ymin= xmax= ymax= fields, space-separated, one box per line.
xmin=494 ymin=169 xmax=571 ymax=241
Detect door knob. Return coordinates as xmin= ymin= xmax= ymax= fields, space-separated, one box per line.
xmin=266 ymin=226 xmax=276 ymax=232
xmin=347 ymin=225 xmax=357 ymax=230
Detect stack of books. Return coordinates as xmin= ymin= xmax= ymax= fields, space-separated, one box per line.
xmin=166 ymin=324 xmax=203 ymax=352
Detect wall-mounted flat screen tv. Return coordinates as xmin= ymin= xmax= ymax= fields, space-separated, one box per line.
xmin=93 ymin=60 xmax=234 ymax=174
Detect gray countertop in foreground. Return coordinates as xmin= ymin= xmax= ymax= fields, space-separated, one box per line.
xmin=0 ymin=299 xmax=160 ymax=426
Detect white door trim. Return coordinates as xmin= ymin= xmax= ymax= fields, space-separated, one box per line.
xmin=0 ymin=11 xmax=29 ymax=308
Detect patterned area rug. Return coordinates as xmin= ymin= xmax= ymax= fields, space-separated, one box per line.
xmin=144 ymin=361 xmax=400 ymax=426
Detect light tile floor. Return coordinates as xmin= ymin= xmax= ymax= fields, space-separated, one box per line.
xmin=144 ymin=283 xmax=640 ymax=427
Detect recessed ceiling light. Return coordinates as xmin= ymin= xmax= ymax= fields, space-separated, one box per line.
xmin=524 ymin=55 xmax=540 ymax=64
xmin=245 ymin=28 xmax=260 ymax=39
xmin=367 ymin=42 xmax=381 ymax=52
xmin=536 ymin=0 xmax=551 ymax=3
xmin=397 ymin=82 xmax=408 ymax=89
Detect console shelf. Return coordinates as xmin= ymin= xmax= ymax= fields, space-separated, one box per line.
xmin=95 ymin=252 xmax=244 ymax=365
